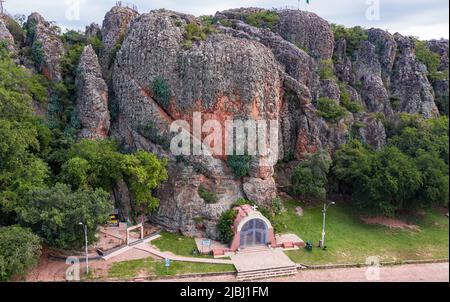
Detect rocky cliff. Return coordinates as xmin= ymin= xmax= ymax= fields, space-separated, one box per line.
xmin=3 ymin=6 xmax=447 ymax=239
xmin=75 ymin=45 xmax=110 ymax=139
xmin=24 ymin=13 xmax=65 ymax=82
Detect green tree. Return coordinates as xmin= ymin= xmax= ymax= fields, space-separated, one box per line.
xmin=0 ymin=225 xmax=42 ymax=281
xmin=292 ymin=150 xmax=332 ymax=199
xmin=16 ymin=184 xmax=112 ymax=249
xmin=121 ymin=151 xmax=168 ymax=213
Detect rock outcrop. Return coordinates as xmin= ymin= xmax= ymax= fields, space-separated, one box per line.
xmin=0 ymin=18 xmax=15 ymax=52
xmin=85 ymin=22 xmax=101 ymax=40
xmin=75 ymin=45 xmax=110 ymax=139
xmin=273 ymin=9 xmax=334 ymax=60
xmin=25 ymin=13 xmax=64 ymax=82
xmin=100 ymin=5 xmax=139 ymax=76
xmin=14 ymin=5 xmax=440 ymax=238
xmin=391 ymin=34 xmax=439 ymax=118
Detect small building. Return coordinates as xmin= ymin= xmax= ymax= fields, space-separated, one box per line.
xmin=230 ymin=205 xmax=276 ymax=250
xmin=212 ymin=204 xmax=304 ymax=257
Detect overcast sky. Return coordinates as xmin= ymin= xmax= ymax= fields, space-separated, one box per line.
xmin=3 ymin=0 xmax=449 ymax=40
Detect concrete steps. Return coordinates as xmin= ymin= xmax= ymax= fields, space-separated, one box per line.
xmin=237 ymin=265 xmax=298 ymax=281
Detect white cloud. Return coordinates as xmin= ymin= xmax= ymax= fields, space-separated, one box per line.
xmin=2 ymin=0 xmax=449 ymax=40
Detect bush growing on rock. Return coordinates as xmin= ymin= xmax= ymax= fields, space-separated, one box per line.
xmin=152 ymin=76 xmax=172 ymax=109
xmin=227 ymin=155 xmax=252 ymax=179
xmin=318 ymin=59 xmax=335 ymax=80
xmin=317 ymin=97 xmax=347 ymax=123
xmin=183 ymin=21 xmax=217 ymax=49
xmin=198 ymin=186 xmax=218 ymax=204
xmin=244 ymin=10 xmax=280 ymax=29
xmin=331 ymin=24 xmax=368 ymax=57
xmin=339 ymin=83 xmax=363 ymax=113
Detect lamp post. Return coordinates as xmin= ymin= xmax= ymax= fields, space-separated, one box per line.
xmin=79 ymin=222 xmax=89 ymax=275
xmin=319 ymin=202 xmax=335 ymax=248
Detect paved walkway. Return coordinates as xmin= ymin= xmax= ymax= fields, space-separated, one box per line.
xmin=231 ymin=247 xmax=296 ymax=272
xmin=133 ymin=243 xmax=234 ymax=265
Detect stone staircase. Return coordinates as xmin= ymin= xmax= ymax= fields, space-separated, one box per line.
xmin=237 ymin=265 xmax=298 ymax=281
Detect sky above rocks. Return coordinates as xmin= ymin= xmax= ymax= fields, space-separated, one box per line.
xmin=3 ymin=0 xmax=449 ymax=40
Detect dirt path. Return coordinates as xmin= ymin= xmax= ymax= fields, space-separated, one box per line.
xmin=159 ymin=262 xmax=449 ymax=282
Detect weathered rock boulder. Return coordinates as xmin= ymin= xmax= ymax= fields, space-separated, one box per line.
xmin=100 ymin=5 xmax=139 ymax=76
xmin=25 ymin=12 xmax=64 ymax=82
xmin=273 ymin=9 xmax=334 ymax=60
xmin=75 ymin=45 xmax=110 ymax=139
xmin=243 ymin=177 xmax=277 ymax=208
xmin=391 ymin=34 xmax=439 ymax=118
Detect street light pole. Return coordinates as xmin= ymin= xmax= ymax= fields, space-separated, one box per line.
xmin=320 ymin=202 xmax=335 ymax=248
xmin=79 ymin=222 xmax=89 ymax=275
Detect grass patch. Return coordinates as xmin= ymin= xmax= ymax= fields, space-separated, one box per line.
xmin=108 ymin=257 xmax=234 ymax=279
xmin=275 ymin=200 xmax=449 ymax=265
xmin=152 ymin=231 xmax=211 ymax=258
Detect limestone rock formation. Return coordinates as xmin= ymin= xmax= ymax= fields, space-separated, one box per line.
xmin=100 ymin=5 xmax=139 ymax=76
xmin=25 ymin=13 xmax=64 ymax=82
xmin=75 ymin=45 xmax=110 ymax=139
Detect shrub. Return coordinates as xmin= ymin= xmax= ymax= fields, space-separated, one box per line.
xmin=0 ymin=226 xmax=42 ymax=281
xmin=271 ymin=198 xmax=283 ymax=215
xmin=183 ymin=22 xmax=217 ymax=49
xmin=389 ymin=96 xmax=401 ymax=111
xmin=331 ymin=25 xmax=368 ymax=57
xmin=244 ymin=10 xmax=280 ymax=29
xmin=152 ymin=76 xmax=172 ymax=109
xmin=318 ymin=59 xmax=335 ymax=80
xmin=415 ymin=41 xmax=441 ymax=75
xmin=217 ymin=209 xmax=238 ymax=244
xmin=31 ymin=40 xmax=45 ymax=69
xmin=317 ymin=97 xmax=347 ymax=123
xmin=339 ymin=83 xmax=363 ymax=113
xmin=227 ymin=154 xmax=252 ymax=179
xmin=198 ymin=186 xmax=218 ymax=204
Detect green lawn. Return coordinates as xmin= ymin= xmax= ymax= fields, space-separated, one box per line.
xmin=152 ymin=231 xmax=213 ymax=258
xmin=276 ymin=200 xmax=449 ymax=265
xmin=108 ymin=258 xmax=235 ymax=279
